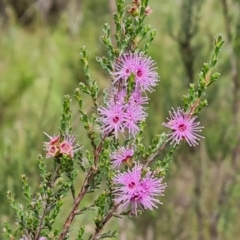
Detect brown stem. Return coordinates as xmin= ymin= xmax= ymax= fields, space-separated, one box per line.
xmin=58 ymin=133 xmax=106 ymax=239
xmin=51 ymin=162 xmax=61 ymax=187
xmin=74 ymin=204 xmax=95 ymax=215
xmin=70 ymin=184 xmax=76 ymax=203
xmin=35 ymin=160 xmax=61 ymax=239
xmin=58 ymin=169 xmax=94 ymax=240
xmin=35 ymin=203 xmax=48 ymax=240
xmin=89 ymin=203 xmax=121 ymax=240
xmin=94 ymin=134 xmax=106 ymax=166
xmin=144 ymin=141 xmax=168 ymax=168
xmin=188 ymin=97 xmax=200 ymax=115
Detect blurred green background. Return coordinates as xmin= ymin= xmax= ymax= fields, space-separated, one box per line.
xmin=1 ymin=0 xmax=240 ymax=239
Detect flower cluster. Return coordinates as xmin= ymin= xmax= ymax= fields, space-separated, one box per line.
xmin=97 ymin=52 xmax=167 ymax=214
xmin=98 ymin=50 xmax=205 ymax=215
xmin=43 ymin=132 xmax=81 ymax=158
xmin=127 ymin=0 xmax=153 ymax=17
xmin=113 ymin=164 xmax=166 ymax=215
xmin=98 ymin=52 xmax=159 ymax=138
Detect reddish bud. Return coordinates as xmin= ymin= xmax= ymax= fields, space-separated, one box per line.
xmin=144 ymin=6 xmax=153 ymax=16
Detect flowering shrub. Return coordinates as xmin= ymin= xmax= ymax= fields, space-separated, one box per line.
xmin=2 ymin=0 xmax=224 ymax=239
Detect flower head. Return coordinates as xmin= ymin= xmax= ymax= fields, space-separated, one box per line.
xmin=162 ymin=108 xmax=204 ymax=146
xmin=46 ymin=145 xmax=59 ymax=158
xmin=112 ymin=54 xmax=136 ymax=82
xmin=44 ymin=132 xmax=60 ymax=158
xmin=98 ymin=102 xmax=126 ymax=138
xmin=129 ymin=88 xmax=149 ymax=105
xmin=124 ymin=103 xmax=146 ymax=137
xmin=144 ymin=6 xmax=153 ymax=16
xmin=44 ymin=132 xmax=81 ymax=158
xmin=104 ymin=86 xmax=127 ymax=106
xmin=113 ymin=164 xmax=166 ymax=214
xmin=112 ymin=52 xmax=159 ymax=92
xmin=133 ymin=54 xmax=159 ymax=92
xmin=111 ymin=146 xmax=134 ymax=168
xmin=59 ymin=133 xmax=80 ymax=157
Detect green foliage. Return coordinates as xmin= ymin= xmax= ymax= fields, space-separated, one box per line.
xmin=183 ymin=35 xmax=224 ymax=114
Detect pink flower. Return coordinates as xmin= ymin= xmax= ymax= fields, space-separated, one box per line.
xmin=44 ymin=133 xmax=60 ymax=145
xmin=113 ymin=164 xmax=166 ymax=214
xmin=112 ymin=53 xmax=137 ymax=82
xmin=59 ymin=133 xmax=80 ymax=158
xmin=124 ymin=103 xmax=146 ymax=137
xmin=44 ymin=132 xmax=81 ymax=158
xmin=162 ymin=108 xmax=204 ymax=146
xmin=98 ymin=96 xmax=147 ymax=138
xmin=46 ymin=145 xmax=59 ymax=158
xmin=105 ymin=85 xmax=148 ymax=107
xmin=111 ymin=146 xmax=134 ymax=168
xmin=112 ymin=52 xmax=159 ymax=92
xmin=133 ymin=55 xmax=159 ymax=92
xmin=98 ymin=102 xmax=126 ymax=138
xmin=44 ymin=132 xmax=60 ymax=158
xmin=59 ymin=142 xmax=73 ymax=156
xmin=144 ymin=6 xmax=153 ymax=16
xmin=105 ymin=86 xmax=127 ymax=106
xmin=129 ymin=88 xmax=149 ymax=105
xmin=137 ymin=172 xmax=166 ymax=211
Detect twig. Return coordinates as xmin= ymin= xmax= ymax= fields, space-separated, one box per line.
xmin=94 ymin=134 xmax=107 ymax=166
xmin=34 ymin=197 xmax=49 ymax=240
xmin=58 ymin=168 xmax=94 ymax=240
xmin=144 ymin=141 xmax=168 ymax=168
xmin=51 ymin=162 xmax=61 ymax=187
xmin=58 ymin=133 xmax=106 ymax=239
xmin=89 ymin=203 xmax=121 ymax=240
xmin=74 ymin=204 xmax=95 ymax=215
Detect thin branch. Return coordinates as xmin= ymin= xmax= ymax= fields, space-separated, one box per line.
xmin=58 ymin=132 xmax=106 ymax=239
xmin=144 ymin=141 xmax=168 ymax=168
xmin=34 ymin=198 xmax=49 ymax=240
xmin=89 ymin=203 xmax=121 ymax=240
xmin=58 ymin=168 xmax=94 ymax=240
xmin=74 ymin=204 xmax=95 ymax=215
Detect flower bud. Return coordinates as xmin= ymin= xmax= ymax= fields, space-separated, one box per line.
xmin=127 ymin=5 xmax=140 ymax=17
xmin=144 ymin=6 xmax=153 ymax=16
